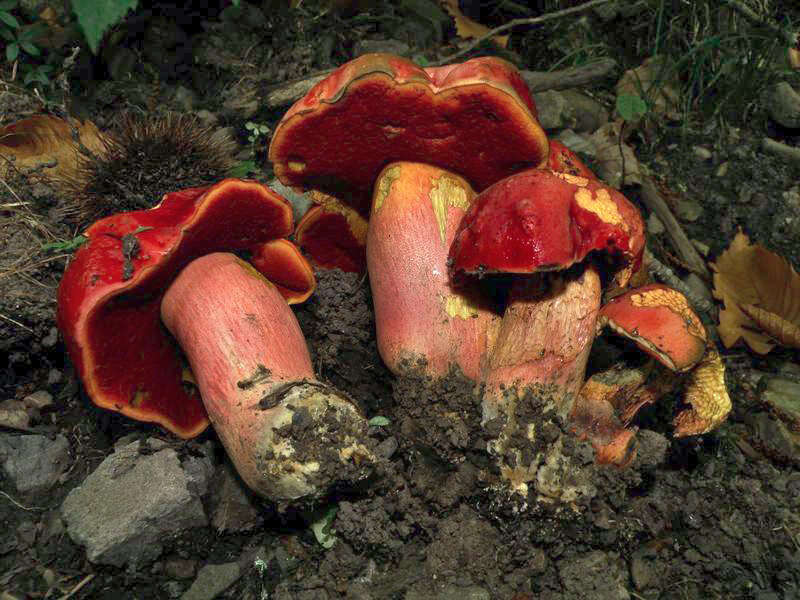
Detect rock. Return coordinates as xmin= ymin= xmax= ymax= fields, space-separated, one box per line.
xmin=765 ymin=82 xmax=800 ymax=128
xmin=47 ymin=369 xmax=62 ymax=385
xmin=692 ymin=146 xmax=712 ymax=161
xmin=0 ymin=400 xmax=30 ymax=430
xmin=0 ymin=434 xmax=70 ymax=493
xmin=557 ymin=551 xmax=630 ymax=599
xmin=532 ymin=90 xmax=569 ymax=131
xmin=61 ymin=439 xmax=209 ymax=567
xmin=554 ymin=129 xmax=597 ymax=156
xmin=23 ymin=390 xmax=52 ymax=410
xmin=675 ymin=198 xmax=703 ymax=222
xmin=268 ymin=178 xmax=313 ymax=223
xmin=181 ymin=561 xmax=241 ymax=600
xmin=746 ymin=413 xmax=799 ymax=464
xmin=209 ymin=463 xmax=261 ymax=533
xmin=647 ymin=213 xmax=665 ymax=235
xmin=41 ymin=327 xmax=58 ymax=347
xmin=762 ymin=377 xmax=800 ymax=430
xmin=560 ymin=90 xmax=609 ymax=133
xmin=353 ymin=39 xmax=410 ymax=57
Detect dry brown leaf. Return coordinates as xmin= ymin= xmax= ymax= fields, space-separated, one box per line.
xmin=711 ymin=230 xmax=800 ymax=353
xmin=0 ymin=115 xmax=106 ymax=181
xmin=440 ymin=0 xmax=508 ymax=48
xmin=739 ymin=304 xmax=800 ymax=349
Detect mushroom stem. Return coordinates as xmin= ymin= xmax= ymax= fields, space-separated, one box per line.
xmin=481 ymin=269 xmax=601 ymax=473
xmin=367 ymin=162 xmax=498 ymax=380
xmin=161 ymin=252 xmax=374 ymax=502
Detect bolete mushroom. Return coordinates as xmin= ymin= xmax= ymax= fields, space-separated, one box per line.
xmin=269 ymin=53 xmax=549 ymax=218
xmin=367 ymin=161 xmax=498 ymax=381
xmin=57 ymin=178 xmax=374 ymax=501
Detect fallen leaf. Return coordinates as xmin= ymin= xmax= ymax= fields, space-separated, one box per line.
xmin=440 ymin=0 xmax=508 ymax=48
xmin=0 ymin=115 xmax=106 ymax=181
xmin=588 ymin=120 xmax=643 ymax=187
xmin=711 ymin=231 xmax=800 ymax=353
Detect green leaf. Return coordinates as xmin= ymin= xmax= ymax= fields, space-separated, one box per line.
xmin=41 ymin=235 xmax=88 ymax=253
xmin=368 ymin=415 xmax=390 ymax=427
xmin=310 ymin=505 xmax=338 ymax=549
xmin=0 ymin=27 xmax=13 ymax=41
xmin=71 ymin=0 xmax=138 ymax=54
xmin=6 ymin=41 xmax=19 ymax=62
xmin=0 ymin=1 xmax=18 ymax=11
xmin=616 ymin=94 xmax=648 ymax=122
xmin=0 ymin=9 xmax=20 ymax=28
xmin=228 ymin=160 xmax=258 ymax=178
xmin=19 ymin=41 xmax=39 ymax=55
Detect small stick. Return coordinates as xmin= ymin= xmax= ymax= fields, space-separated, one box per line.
xmin=636 ymin=176 xmax=711 ymax=279
xmin=720 ymin=0 xmax=797 ymax=48
xmin=432 ymin=0 xmax=615 ymax=66
xmin=0 ymin=490 xmax=45 ymax=511
xmin=645 ymin=248 xmax=715 ymax=316
xmin=59 ymin=573 xmax=96 ymax=600
xmin=762 ymin=137 xmax=800 ymax=166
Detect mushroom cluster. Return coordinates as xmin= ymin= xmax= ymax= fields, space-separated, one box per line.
xmin=58 ymin=53 xmax=731 ymax=504
xmin=57 ymin=179 xmax=375 ymax=502
xmin=268 ymin=53 xmax=731 ymax=487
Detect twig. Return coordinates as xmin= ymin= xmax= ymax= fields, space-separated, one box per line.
xmin=433 ymin=0 xmax=615 ymax=66
xmin=645 ymin=248 xmax=715 ymax=316
xmin=0 ymin=490 xmax=45 ymax=511
xmin=636 ymin=176 xmax=711 ymax=279
xmin=0 ymin=313 xmax=34 ymax=333
xmin=521 ymin=58 xmax=617 ymax=92
xmin=720 ymin=0 xmax=797 ymax=48
xmin=762 ymin=137 xmax=800 ymax=166
xmin=58 ymin=573 xmax=95 ymax=600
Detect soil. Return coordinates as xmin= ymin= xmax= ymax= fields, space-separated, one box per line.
xmin=2 ymin=3 xmax=800 ymax=599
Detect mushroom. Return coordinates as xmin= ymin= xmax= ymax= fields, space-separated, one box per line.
xmin=57 ymin=178 xmax=374 ymax=501
xmin=294 ymin=192 xmax=368 ymax=273
xmin=448 ymin=167 xmax=728 ymax=479
xmin=367 ymin=161 xmax=499 ymax=381
xmin=268 ymin=53 xmax=549 ymax=217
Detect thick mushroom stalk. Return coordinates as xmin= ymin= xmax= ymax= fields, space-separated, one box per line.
xmin=449 ymin=168 xmax=645 ymax=488
xmin=367 ymin=162 xmax=498 ymax=380
xmin=161 ymin=252 xmax=374 ymax=502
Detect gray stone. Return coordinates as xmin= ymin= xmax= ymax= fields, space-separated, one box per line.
xmin=692 ymin=145 xmax=712 ymax=161
xmin=181 ymin=561 xmax=241 ymax=600
xmin=675 ymin=198 xmax=703 ymax=222
xmin=0 ymin=434 xmax=70 ymax=493
xmin=269 ymin=178 xmax=313 ymax=223
xmin=353 ymin=39 xmax=410 ymax=57
xmin=0 ymin=400 xmax=30 ymax=431
xmin=165 ymin=558 xmax=197 ymax=580
xmin=554 ymin=129 xmax=597 ymax=156
xmin=209 ymin=463 xmax=260 ymax=533
xmin=41 ymin=327 xmax=58 ymax=348
xmin=533 ymin=90 xmax=569 ymax=131
xmin=766 ymin=82 xmax=800 ymax=128
xmin=61 ymin=440 xmax=208 ymax=567
xmin=560 ymin=90 xmax=610 ymax=133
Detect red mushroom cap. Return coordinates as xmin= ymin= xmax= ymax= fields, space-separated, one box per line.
xmin=57 ymin=178 xmax=315 ymax=438
xmin=547 ymin=139 xmax=597 ymax=180
xmin=249 ymin=238 xmax=316 ymax=303
xmin=268 ymin=53 xmax=548 ymax=214
xmin=598 ymin=283 xmax=708 ymax=372
xmin=294 ymin=196 xmax=368 ymax=273
xmin=448 ymin=169 xmax=645 ymax=286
